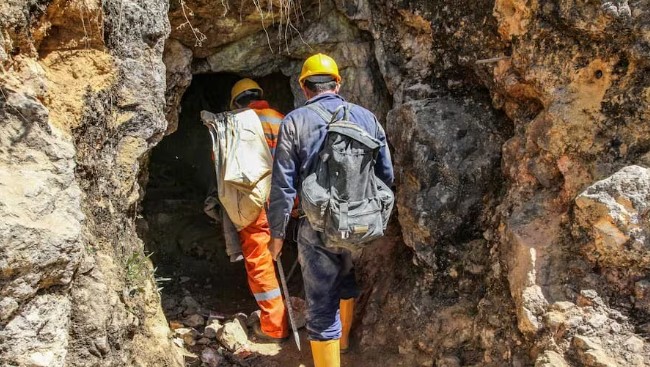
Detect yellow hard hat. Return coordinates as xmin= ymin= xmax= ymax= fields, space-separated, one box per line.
xmin=230 ymin=78 xmax=263 ymax=109
xmin=298 ymin=53 xmax=342 ymax=86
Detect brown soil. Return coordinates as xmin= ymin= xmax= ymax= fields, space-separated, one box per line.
xmin=40 ymin=49 xmax=115 ymax=133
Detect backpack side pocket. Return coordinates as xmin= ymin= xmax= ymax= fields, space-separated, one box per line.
xmin=301 ymin=172 xmax=329 ymax=232
xmin=376 ymin=178 xmax=394 ymax=231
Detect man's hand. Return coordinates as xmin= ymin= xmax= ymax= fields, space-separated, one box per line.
xmin=268 ymin=237 xmax=284 ymax=261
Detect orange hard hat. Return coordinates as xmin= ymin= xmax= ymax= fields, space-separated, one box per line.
xmin=230 ymin=78 xmax=263 ymax=109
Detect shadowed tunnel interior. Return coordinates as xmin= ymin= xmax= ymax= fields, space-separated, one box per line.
xmin=140 ymin=72 xmax=300 ymax=322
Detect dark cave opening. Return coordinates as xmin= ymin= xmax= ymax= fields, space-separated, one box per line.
xmin=141 ymin=72 xmax=300 ymax=323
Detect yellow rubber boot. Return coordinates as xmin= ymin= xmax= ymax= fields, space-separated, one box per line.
xmin=310 ymin=340 xmax=340 ymax=367
xmin=339 ymin=298 xmax=354 ymax=353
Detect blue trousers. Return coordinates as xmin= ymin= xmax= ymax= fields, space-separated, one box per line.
xmin=297 ymin=219 xmax=359 ymax=341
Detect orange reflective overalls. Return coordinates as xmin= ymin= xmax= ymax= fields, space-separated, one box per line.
xmin=238 ymin=100 xmax=287 ymax=338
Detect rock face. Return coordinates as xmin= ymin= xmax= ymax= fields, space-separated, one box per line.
xmin=387 ymin=95 xmax=504 ymax=268
xmin=2 ymin=0 xmax=650 ymax=365
xmin=0 ymin=59 xmax=83 ymax=367
xmin=163 ymin=39 xmax=193 ymax=134
xmin=571 ymin=166 xmax=650 ymax=342
xmin=1 ymin=0 xmax=181 ymax=366
xmin=573 ymin=165 xmax=650 ymax=273
xmin=339 ymin=0 xmax=650 ymax=364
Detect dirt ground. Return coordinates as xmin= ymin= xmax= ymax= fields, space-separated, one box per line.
xmin=156 ymin=250 xmax=405 ymax=367
xmin=149 ymin=220 xmax=405 ymax=367
xmin=241 ymin=329 xmax=405 ymax=367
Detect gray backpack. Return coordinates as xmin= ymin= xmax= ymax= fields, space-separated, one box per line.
xmin=301 ymin=103 xmax=394 ymax=250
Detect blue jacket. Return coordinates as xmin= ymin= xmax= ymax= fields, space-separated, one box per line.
xmin=268 ymin=93 xmax=394 ymax=239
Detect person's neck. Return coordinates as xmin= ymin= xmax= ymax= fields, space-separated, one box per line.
xmin=306 ymin=90 xmax=336 ymax=100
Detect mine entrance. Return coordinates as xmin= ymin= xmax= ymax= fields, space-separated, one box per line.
xmin=141 ymin=72 xmax=299 ymax=325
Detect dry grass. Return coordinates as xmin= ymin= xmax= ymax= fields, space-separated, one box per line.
xmin=253 ymin=0 xmax=313 ymax=54
xmin=176 ymin=0 xmax=207 ymax=47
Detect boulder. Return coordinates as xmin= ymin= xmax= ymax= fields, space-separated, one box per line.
xmin=204 ymin=320 xmax=223 ymax=339
xmin=386 ymin=96 xmax=503 ymax=268
xmin=174 ymin=328 xmax=199 ymax=347
xmin=180 ymin=296 xmax=201 ymax=316
xmin=201 ymin=347 xmax=222 ymax=367
xmin=573 ymin=166 xmax=650 ymax=272
xmin=183 ymin=314 xmax=205 ymax=328
xmin=535 ymin=351 xmax=569 ymax=367
xmin=572 ymin=336 xmax=617 ymax=367
xmin=216 ymin=318 xmax=248 ymax=351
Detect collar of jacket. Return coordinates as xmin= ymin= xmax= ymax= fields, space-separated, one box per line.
xmin=248 ymin=100 xmax=271 ymax=109
xmin=304 ymin=92 xmax=345 ymax=105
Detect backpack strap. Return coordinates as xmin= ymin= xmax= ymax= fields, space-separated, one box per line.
xmin=306 ymin=103 xmax=334 ymax=123
xmin=339 ymin=202 xmax=350 ymax=238
xmin=307 ymin=103 xmax=353 ymax=125
xmin=329 ymin=103 xmax=351 ymax=124
xmin=342 ymin=103 xmax=351 ymax=121
xmin=308 ymin=103 xmax=380 ymax=150
xmin=328 ymin=124 xmax=381 ymax=150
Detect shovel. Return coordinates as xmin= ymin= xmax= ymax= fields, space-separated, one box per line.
xmin=276 ymin=257 xmax=301 ymax=351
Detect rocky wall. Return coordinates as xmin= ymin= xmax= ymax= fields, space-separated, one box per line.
xmin=2 ymin=0 xmax=649 ymax=366
xmin=349 ymin=0 xmax=650 ymax=365
xmin=493 ymin=1 xmax=650 ymax=365
xmin=1 ymin=1 xmax=181 ymax=366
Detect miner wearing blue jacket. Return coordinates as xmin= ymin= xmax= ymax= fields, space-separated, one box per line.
xmin=267 ymin=53 xmax=394 ymax=367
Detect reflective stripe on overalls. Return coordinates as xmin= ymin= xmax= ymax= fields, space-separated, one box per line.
xmin=239 ymin=210 xmax=288 ymax=339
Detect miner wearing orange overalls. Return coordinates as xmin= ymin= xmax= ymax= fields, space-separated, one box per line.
xmin=226 ymin=78 xmax=288 ymax=342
